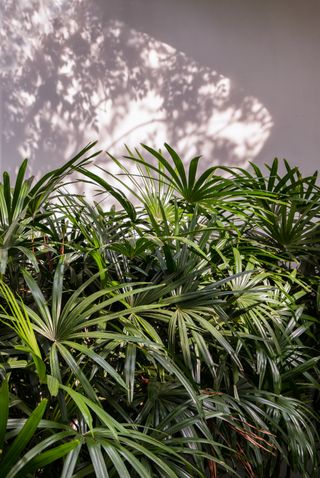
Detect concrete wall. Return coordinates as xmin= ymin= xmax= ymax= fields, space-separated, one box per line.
xmin=1 ymin=0 xmax=319 ymax=183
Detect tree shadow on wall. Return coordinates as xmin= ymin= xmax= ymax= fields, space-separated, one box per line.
xmin=0 ymin=0 xmax=273 ymax=182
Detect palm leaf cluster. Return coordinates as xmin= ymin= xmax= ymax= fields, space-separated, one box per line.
xmin=0 ymin=143 xmax=319 ymax=477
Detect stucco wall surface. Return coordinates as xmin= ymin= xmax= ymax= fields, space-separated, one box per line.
xmin=1 ymin=0 xmax=319 ymax=182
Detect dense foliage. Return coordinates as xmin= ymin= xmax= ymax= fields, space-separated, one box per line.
xmin=0 ymin=143 xmax=319 ymax=477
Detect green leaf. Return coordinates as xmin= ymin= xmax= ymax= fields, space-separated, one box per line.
xmin=10 ymin=159 xmax=28 ymax=221
xmin=62 ymin=341 xmax=127 ymax=391
xmin=47 ymin=374 xmax=60 ymax=397
xmin=17 ymin=440 xmax=81 ymax=476
xmin=124 ymin=343 xmax=137 ymax=403
xmin=102 ymin=444 xmax=131 ymax=478
xmin=7 ymin=431 xmax=75 ymax=478
xmin=0 ymin=248 xmax=8 ymax=275
xmin=88 ymin=441 xmax=109 ymax=478
xmin=0 ymin=399 xmax=48 ymax=476
xmin=60 ymin=444 xmax=82 ymax=478
xmin=59 ymin=386 xmax=93 ymax=433
xmin=0 ymin=379 xmax=9 ymax=453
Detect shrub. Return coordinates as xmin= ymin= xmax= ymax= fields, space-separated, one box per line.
xmin=0 ymin=143 xmax=319 ymax=477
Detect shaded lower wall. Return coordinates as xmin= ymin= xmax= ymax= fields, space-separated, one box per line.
xmin=1 ymin=0 xmax=319 ymax=184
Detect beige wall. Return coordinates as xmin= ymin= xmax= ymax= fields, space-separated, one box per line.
xmin=1 ymin=0 xmax=319 ymax=181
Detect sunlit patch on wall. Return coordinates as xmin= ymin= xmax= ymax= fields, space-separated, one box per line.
xmin=0 ymin=0 xmax=273 ymax=188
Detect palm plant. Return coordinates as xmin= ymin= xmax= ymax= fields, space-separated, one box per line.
xmin=0 ymin=144 xmax=319 ymax=477
xmin=0 ymin=143 xmax=100 ymax=289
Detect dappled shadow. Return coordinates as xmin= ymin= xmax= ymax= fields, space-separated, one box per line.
xmin=0 ymin=0 xmax=273 ymax=186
